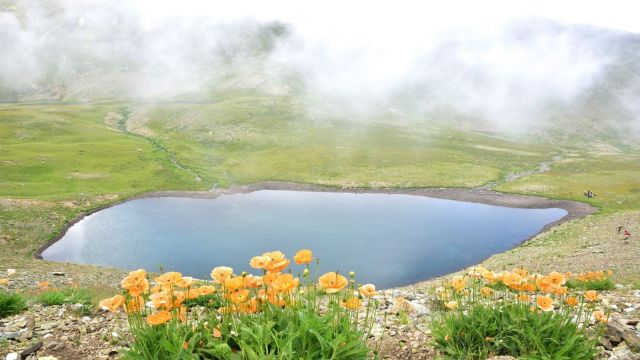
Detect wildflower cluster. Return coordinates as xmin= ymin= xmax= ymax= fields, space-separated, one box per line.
xmin=438 ymin=267 xmax=609 ymax=323
xmin=99 ymin=250 xmax=379 ymax=359
xmin=432 ymin=267 xmax=610 ymax=359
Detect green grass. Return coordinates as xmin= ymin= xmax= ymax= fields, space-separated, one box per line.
xmin=431 ymin=302 xmax=599 ymax=360
xmin=497 ymin=152 xmax=640 ymax=212
xmin=0 ymin=291 xmax=27 ymax=318
xmin=566 ymin=278 xmax=616 ymax=291
xmin=36 ymin=287 xmax=94 ymax=306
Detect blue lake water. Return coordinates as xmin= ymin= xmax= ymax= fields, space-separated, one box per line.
xmin=42 ymin=190 xmax=567 ymax=288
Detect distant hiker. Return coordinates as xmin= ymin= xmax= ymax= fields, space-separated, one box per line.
xmin=623 ymin=230 xmax=631 ymax=240
xmin=583 ymin=190 xmax=596 ymax=198
xmin=618 ymin=226 xmax=623 ymax=233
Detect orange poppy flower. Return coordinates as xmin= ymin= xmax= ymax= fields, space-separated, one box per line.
xmin=554 ymin=286 xmax=568 ymax=296
xmin=342 ymin=298 xmax=361 ymax=310
xmin=179 ymin=306 xmax=187 ymax=323
xmin=213 ymin=327 xmax=222 ymax=338
xmin=585 ymin=290 xmax=599 ymax=302
xmin=271 ymin=274 xmax=299 ymax=292
xmin=176 ymin=277 xmax=194 ymax=288
xmin=125 ymin=296 xmax=144 ymax=313
xmin=0 ymin=278 xmax=8 ymax=286
xmin=547 ymin=272 xmax=566 ymax=286
xmin=594 ymin=310 xmax=608 ymax=323
xmin=318 ymin=272 xmax=348 ymax=293
xmin=263 ymin=251 xmax=290 ymax=273
xmin=99 ymin=295 xmax=125 ymax=312
xmin=359 ymin=284 xmax=377 ymax=297
xmin=513 ymin=268 xmax=528 ymax=278
xmin=480 ymin=287 xmax=493 ymax=297
xmin=263 ymin=272 xmax=278 ymax=285
xmin=242 ymin=275 xmax=259 ymax=288
xmin=536 ymin=295 xmax=554 ymax=311
xmin=566 ymin=296 xmax=579 ymax=307
xmin=481 ymin=271 xmax=496 ymax=283
xmin=517 ymin=294 xmax=530 ymax=302
xmin=241 ymin=298 xmax=259 ymax=313
xmin=293 ymin=249 xmax=313 ymax=265
xmin=146 ymin=310 xmax=172 ymax=326
xmin=503 ymin=272 xmax=523 ymax=288
xmin=250 ymin=256 xmax=268 ymax=269
xmin=198 ymin=285 xmax=216 ymax=296
xmin=127 ymin=278 xmax=150 ymax=297
xmin=155 ymin=272 xmax=183 ymax=286
xmin=211 ymin=266 xmax=233 ymax=283
xmin=445 ymin=301 xmax=458 ymax=310
xmin=450 ymin=276 xmax=466 ymax=292
xmin=37 ymin=281 xmax=50 ymax=289
xmin=121 ymin=269 xmax=147 ymax=289
xmin=228 ymin=289 xmax=250 ymax=304
xmin=224 ymin=276 xmax=245 ymax=291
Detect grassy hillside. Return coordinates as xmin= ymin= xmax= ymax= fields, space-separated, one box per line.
xmin=1 ymin=96 xmax=639 ymax=283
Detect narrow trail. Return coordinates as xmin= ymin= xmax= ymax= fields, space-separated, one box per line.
xmin=478 ymin=155 xmax=563 ymax=191
xmin=106 ymin=107 xmax=203 ymax=184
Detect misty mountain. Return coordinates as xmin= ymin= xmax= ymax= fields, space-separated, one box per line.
xmin=1 ymin=1 xmax=639 ymax=139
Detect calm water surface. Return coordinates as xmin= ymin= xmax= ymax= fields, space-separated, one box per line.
xmin=43 ymin=190 xmax=567 ymax=288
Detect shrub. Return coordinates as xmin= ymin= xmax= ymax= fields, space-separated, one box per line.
xmin=100 ymin=250 xmax=378 ymax=359
xmin=0 ymin=291 xmax=27 ymax=318
xmin=566 ymin=271 xmax=616 ymax=291
xmin=431 ymin=267 xmax=607 ymax=360
xmin=432 ymin=302 xmax=598 ymax=359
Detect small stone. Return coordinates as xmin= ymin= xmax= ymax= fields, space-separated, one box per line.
xmin=6 ymin=353 xmax=18 ymax=360
xmin=52 ymin=272 xmax=66 ymax=276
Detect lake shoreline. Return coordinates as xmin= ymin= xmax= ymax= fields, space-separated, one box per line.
xmin=33 ymin=181 xmax=597 ymax=272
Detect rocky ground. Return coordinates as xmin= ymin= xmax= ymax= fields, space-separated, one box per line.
xmin=1 ymin=270 xmax=639 ymax=359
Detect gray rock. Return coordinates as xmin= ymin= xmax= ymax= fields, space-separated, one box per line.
xmin=6 ymin=353 xmax=19 ymax=360
xmin=51 ymin=272 xmax=66 ymax=276
xmin=407 ymin=301 xmax=429 ymax=317
xmin=20 ymin=340 xmax=43 ymax=359
xmin=0 ymin=330 xmax=24 ymax=340
xmin=623 ymin=329 xmax=640 ymax=352
xmin=608 ymin=321 xmax=629 ymax=344
xmin=610 ymin=347 xmax=640 ymax=360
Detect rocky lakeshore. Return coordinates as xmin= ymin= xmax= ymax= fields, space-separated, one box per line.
xmin=2 ymin=269 xmax=639 ymax=360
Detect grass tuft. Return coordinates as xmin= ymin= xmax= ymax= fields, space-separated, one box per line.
xmin=0 ymin=291 xmax=27 ymax=318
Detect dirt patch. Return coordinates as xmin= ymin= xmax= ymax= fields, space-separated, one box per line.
xmin=0 ymin=198 xmax=56 ymax=208
xmin=68 ymin=172 xmax=109 ymax=180
xmin=126 ymin=106 xmax=155 ymax=137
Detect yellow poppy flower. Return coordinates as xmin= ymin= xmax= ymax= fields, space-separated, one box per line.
xmin=358 ymin=284 xmax=377 ymax=297
xmin=211 ymin=266 xmax=233 ymax=283
xmin=293 ymin=249 xmax=313 ymax=265
xmin=146 ymin=310 xmax=172 ymax=326
xmin=536 ymin=295 xmax=553 ymax=311
xmin=318 ymin=272 xmax=348 ymax=293
xmin=99 ymin=295 xmax=125 ymax=312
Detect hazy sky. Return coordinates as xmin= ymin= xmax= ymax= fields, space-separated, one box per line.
xmin=2 ymin=0 xmax=638 ymax=132
xmin=136 ymin=0 xmax=640 ymax=34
